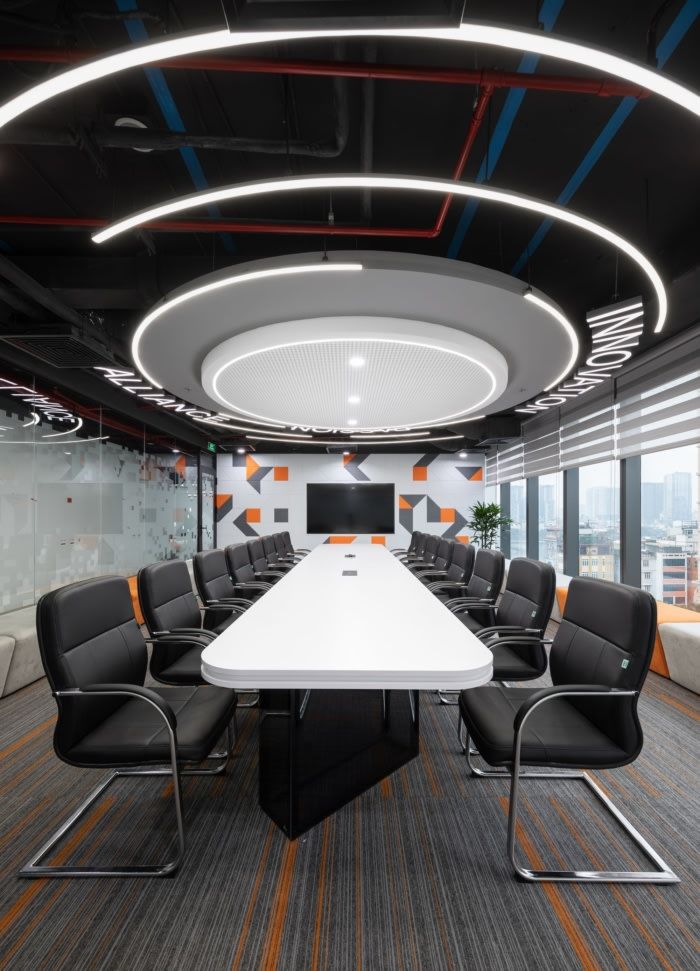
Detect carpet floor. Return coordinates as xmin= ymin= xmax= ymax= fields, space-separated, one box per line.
xmin=0 ymin=668 xmax=698 ymax=971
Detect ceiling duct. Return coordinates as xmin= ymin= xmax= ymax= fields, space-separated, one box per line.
xmin=224 ymin=0 xmax=465 ymax=29
xmin=0 ymin=324 xmax=116 ymax=368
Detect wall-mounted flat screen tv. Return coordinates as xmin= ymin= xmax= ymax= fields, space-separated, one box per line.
xmin=307 ymin=483 xmax=395 ymax=534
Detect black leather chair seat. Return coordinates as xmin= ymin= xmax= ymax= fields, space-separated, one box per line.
xmin=69 ymin=685 xmax=237 ymax=766
xmin=157 ymin=647 xmax=206 ymax=683
xmin=459 ymin=685 xmax=627 ymax=768
xmin=490 ymin=644 xmax=544 ymax=681
xmin=455 ymin=611 xmax=489 ymax=633
xmin=204 ymin=612 xmax=237 ymax=636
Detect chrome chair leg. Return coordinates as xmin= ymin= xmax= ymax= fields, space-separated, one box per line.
xmin=437 ymin=689 xmax=459 ymax=705
xmin=19 ymin=728 xmax=186 ymax=878
xmin=237 ymin=691 xmax=260 ymax=709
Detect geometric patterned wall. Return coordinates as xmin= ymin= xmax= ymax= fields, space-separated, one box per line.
xmin=216 ymin=452 xmax=484 ymax=550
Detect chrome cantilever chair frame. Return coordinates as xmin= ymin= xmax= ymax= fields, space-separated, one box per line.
xmin=19 ymin=686 xmax=236 ymax=879
xmin=458 ymin=688 xmax=679 ymax=884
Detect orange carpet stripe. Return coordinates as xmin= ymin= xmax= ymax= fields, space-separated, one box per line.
xmin=498 ymin=796 xmax=601 ymax=971
xmin=0 ymin=795 xmax=116 ymax=943
xmin=310 ymin=819 xmax=331 ymax=971
xmin=322 ymin=816 xmax=337 ymax=968
xmin=0 ymin=717 xmax=55 ymax=761
xmin=381 ymin=798 xmax=406 ymax=971
xmin=380 ymin=777 xmax=392 ymax=799
xmin=549 ymin=796 xmax=676 ymax=971
xmin=653 ymin=691 xmax=700 ymax=722
xmin=354 ymin=801 xmax=363 ymax=971
xmin=415 ymin=809 xmax=454 ymax=971
xmin=0 ymin=797 xmax=51 ymax=852
xmin=624 ymin=763 xmax=660 ymax=798
xmin=259 ymin=837 xmax=299 ymax=971
xmin=0 ymin=748 xmax=54 ymax=797
xmin=230 ymin=825 xmax=275 ymax=971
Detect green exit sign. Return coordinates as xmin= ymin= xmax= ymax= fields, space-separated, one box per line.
xmin=206 ymin=441 xmax=217 ymax=453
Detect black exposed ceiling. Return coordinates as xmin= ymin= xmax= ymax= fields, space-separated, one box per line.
xmin=0 ymin=0 xmax=698 ymax=452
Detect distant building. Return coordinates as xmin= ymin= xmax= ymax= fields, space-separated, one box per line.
xmin=663 ymin=472 xmax=692 ymax=523
xmin=642 ymin=482 xmax=664 ymax=524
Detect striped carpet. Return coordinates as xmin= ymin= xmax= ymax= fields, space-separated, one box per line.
xmin=0 ymin=667 xmax=698 ymax=970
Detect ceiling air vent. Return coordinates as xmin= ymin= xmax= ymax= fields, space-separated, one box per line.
xmin=0 ymin=325 xmax=115 ymax=368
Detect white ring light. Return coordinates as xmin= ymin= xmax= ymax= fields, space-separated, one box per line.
xmin=133 ymin=262 xmax=363 ymax=388
xmin=0 ymin=436 xmax=108 ymax=446
xmin=95 ymin=175 xmax=667 ymax=333
xmin=43 ymin=417 xmax=84 ymax=437
xmin=1 ymin=22 xmax=698 ymax=132
xmin=245 ymin=433 xmax=462 ymax=446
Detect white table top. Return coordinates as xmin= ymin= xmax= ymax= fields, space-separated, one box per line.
xmin=201 ymin=543 xmax=493 ymax=690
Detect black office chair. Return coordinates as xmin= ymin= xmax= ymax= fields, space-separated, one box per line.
xmin=262 ymin=534 xmax=295 ymax=572
xmin=193 ymin=549 xmax=254 ymax=619
xmin=281 ymin=531 xmax=310 ymax=558
xmin=274 ymin=532 xmax=303 ymax=563
xmin=413 ymin=538 xmax=453 ymax=582
xmin=20 ymin=576 xmax=237 ymax=879
xmin=405 ymin=533 xmax=440 ymax=571
xmin=247 ymin=538 xmax=288 ymax=583
xmin=458 ymin=577 xmax=678 ymax=884
xmin=225 ymin=543 xmax=273 ymax=600
xmin=425 ymin=542 xmax=475 ymax=602
xmin=391 ymin=530 xmax=420 ymax=557
xmin=138 ymin=559 xmax=244 ymax=686
xmin=459 ymin=557 xmax=556 ymax=682
xmin=397 ymin=531 xmax=427 ymax=563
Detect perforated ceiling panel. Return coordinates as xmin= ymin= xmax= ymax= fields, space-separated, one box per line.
xmin=202 ymin=317 xmax=508 ymax=430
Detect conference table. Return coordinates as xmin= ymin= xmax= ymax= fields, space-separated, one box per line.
xmin=201 ymin=543 xmax=493 ymax=838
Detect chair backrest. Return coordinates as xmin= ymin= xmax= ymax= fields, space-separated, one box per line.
xmin=226 ymin=543 xmax=255 ymax=582
xmin=138 ymin=559 xmax=201 ymax=635
xmin=247 ymin=538 xmax=268 ymax=573
xmin=193 ymin=549 xmax=236 ymax=603
xmin=413 ymin=532 xmax=427 ymax=557
xmin=407 ymin=531 xmax=420 ymax=554
xmin=496 ymin=558 xmax=556 ymax=632
xmin=445 ymin=541 xmax=474 ymax=582
xmin=433 ymin=539 xmax=453 ymax=571
xmin=421 ymin=534 xmax=440 ymax=563
xmin=273 ymin=533 xmax=287 ymax=557
xmin=281 ymin=531 xmax=294 ymax=554
xmin=36 ymin=576 xmax=146 ymax=755
xmin=262 ymin=535 xmax=279 ymax=563
xmin=465 ymin=548 xmax=505 ymax=600
xmin=551 ymin=577 xmax=656 ymax=756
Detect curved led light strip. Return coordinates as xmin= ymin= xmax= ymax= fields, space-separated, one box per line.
xmin=245 ymin=433 xmax=462 ymax=446
xmin=209 ymin=336 xmax=500 ymax=428
xmin=43 ymin=417 xmax=84 ymax=437
xmin=522 ymin=291 xmax=579 ymax=389
xmin=0 ymin=436 xmax=108 ymax=445
xmin=133 ymin=262 xmax=363 ymax=388
xmin=95 ymin=175 xmax=667 ymax=334
xmin=1 ymin=23 xmax=698 ymax=133
xmin=22 ymin=412 xmax=41 ymax=427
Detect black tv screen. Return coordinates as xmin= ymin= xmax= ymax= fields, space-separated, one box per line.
xmin=307 ymin=483 xmax=395 ymax=534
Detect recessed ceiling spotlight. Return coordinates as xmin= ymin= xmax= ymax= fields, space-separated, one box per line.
xmin=236 ymin=447 xmax=246 ymax=454
xmin=347 ymin=419 xmax=358 ymax=426
xmin=172 ymin=449 xmax=179 ymax=454
xmin=342 ymin=450 xmax=350 ymax=456
xmin=459 ymin=451 xmax=468 ymax=458
xmin=97 ymin=176 xmax=667 ymax=334
xmin=348 ymin=395 xmax=360 ymax=404
xmin=2 ymin=23 xmax=698 ymax=133
xmin=349 ymin=357 xmax=365 ymax=368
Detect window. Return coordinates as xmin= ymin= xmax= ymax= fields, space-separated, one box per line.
xmin=641 ymin=444 xmax=699 ymax=612
xmin=510 ymin=479 xmax=526 ymax=559
xmin=538 ymin=472 xmax=563 ymax=573
xmin=579 ymin=460 xmax=620 ymax=582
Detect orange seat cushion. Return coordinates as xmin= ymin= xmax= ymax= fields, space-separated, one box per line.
xmin=127 ymin=575 xmax=145 ymax=626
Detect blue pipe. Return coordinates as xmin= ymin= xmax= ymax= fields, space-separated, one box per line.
xmin=510 ymin=0 xmax=700 ymax=276
xmin=446 ymin=0 xmax=566 ymax=259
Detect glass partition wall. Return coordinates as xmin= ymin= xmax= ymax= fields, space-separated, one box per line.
xmin=0 ymin=374 xmax=200 ymax=615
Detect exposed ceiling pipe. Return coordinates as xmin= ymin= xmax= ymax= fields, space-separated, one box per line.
xmin=0 ymin=86 xmax=493 ymax=239
xmin=360 ymin=43 xmax=376 ymax=222
xmin=0 ymin=253 xmax=85 ymax=327
xmin=0 ymin=48 xmax=650 ymax=97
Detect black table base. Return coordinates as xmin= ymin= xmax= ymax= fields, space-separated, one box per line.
xmin=258 ymin=688 xmax=420 ymax=839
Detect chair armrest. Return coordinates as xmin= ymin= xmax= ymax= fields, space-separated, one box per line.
xmin=150 ymin=627 xmax=216 ymax=641
xmin=61 ymin=684 xmax=177 ymax=732
xmin=427 ymin=581 xmax=466 ymax=592
xmin=206 ymin=598 xmax=253 ymax=607
xmin=513 ymin=685 xmax=636 ymax=734
xmin=295 ymin=548 xmax=311 ymax=553
xmin=476 ymin=626 xmax=541 ymax=640
xmin=203 ymin=601 xmax=249 ymax=616
xmin=255 ymin=570 xmax=285 ymax=580
xmin=390 ymin=547 xmax=408 ymax=553
xmin=236 ymin=581 xmax=273 ymax=592
xmin=415 ymin=569 xmax=448 ymax=579
xmin=447 ymin=598 xmax=495 ymax=612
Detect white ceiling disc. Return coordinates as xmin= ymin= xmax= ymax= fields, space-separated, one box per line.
xmin=201 ymin=317 xmax=508 ymax=430
xmin=135 ymin=251 xmax=577 ymax=423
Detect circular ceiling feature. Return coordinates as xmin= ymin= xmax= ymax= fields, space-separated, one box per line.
xmin=202 ymin=317 xmax=508 ymax=431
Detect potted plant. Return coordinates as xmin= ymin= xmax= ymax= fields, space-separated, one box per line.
xmin=467 ymin=501 xmax=512 ymax=549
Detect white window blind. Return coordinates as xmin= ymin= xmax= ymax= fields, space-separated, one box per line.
xmin=495 ymin=440 xmax=524 ymax=483
xmin=522 ymin=412 xmax=560 ymax=477
xmin=485 ymin=451 xmax=499 ymax=487
xmin=616 ymin=332 xmax=700 ymax=458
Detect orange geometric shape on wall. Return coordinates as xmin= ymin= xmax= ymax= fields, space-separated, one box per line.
xmin=412 ymin=466 xmax=428 ymax=481
xmin=274 ymin=466 xmax=288 ymax=481
xmin=470 ymin=467 xmax=484 ymax=481
xmin=398 ymin=496 xmax=412 ymax=510
xmin=456 ymin=535 xmax=471 ymax=544
xmin=246 ymin=508 xmax=261 ymax=523
xmin=175 ymin=455 xmax=187 ymax=477
xmin=371 ymin=536 xmax=386 ymax=545
xmin=440 ymin=507 xmax=456 ymax=523
xmin=215 ymin=493 xmax=232 ymax=510
xmin=246 ymin=455 xmax=259 ymax=479
xmin=328 ymin=535 xmax=356 ymax=544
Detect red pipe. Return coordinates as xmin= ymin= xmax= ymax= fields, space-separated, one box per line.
xmin=0 ymin=48 xmax=649 ymax=98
